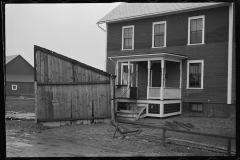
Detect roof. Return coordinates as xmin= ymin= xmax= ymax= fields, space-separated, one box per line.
xmin=97 ymin=2 xmax=228 ymax=24
xmin=34 ymin=45 xmax=112 ymax=77
xmin=109 ymin=52 xmax=188 ymax=63
xmin=6 ymin=55 xmax=18 ymax=64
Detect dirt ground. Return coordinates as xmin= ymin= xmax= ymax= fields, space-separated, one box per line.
xmin=5 ymin=97 xmax=236 ymax=157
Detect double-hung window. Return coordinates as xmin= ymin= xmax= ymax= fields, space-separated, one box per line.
xmin=188 ymin=15 xmax=205 ymax=45
xmin=187 ymin=60 xmax=204 ymax=89
xmin=122 ymin=25 xmax=134 ymax=50
xmin=152 ymin=21 xmax=166 ymax=48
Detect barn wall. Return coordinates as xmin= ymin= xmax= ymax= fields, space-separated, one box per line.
xmin=6 ymin=82 xmax=34 ymax=96
xmin=35 ymin=50 xmax=111 ymax=121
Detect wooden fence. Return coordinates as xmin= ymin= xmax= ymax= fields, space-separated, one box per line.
xmin=34 ymin=45 xmax=113 ymax=122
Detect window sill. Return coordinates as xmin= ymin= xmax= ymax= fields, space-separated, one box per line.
xmin=187 ymin=43 xmax=205 ymax=46
xmin=186 ymin=88 xmax=204 ymax=89
xmin=152 ymin=46 xmax=166 ymax=49
xmin=121 ymin=49 xmax=134 ymax=51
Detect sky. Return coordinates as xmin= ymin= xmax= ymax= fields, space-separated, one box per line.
xmin=5 ymin=3 xmax=121 ymax=71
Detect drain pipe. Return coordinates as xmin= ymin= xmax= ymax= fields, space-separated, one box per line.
xmin=97 ymin=23 xmax=106 ymax=32
xmin=227 ymin=3 xmax=233 ymax=104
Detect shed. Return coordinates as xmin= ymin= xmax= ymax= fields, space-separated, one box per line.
xmin=5 ymin=55 xmax=34 ymax=97
xmin=34 ymin=45 xmax=114 ymax=124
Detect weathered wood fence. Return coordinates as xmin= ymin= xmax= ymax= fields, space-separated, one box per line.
xmin=34 ymin=45 xmax=114 ymax=123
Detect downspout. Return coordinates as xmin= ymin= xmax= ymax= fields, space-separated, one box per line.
xmin=227 ymin=3 xmax=233 ymax=104
xmin=97 ymin=23 xmax=107 ymax=71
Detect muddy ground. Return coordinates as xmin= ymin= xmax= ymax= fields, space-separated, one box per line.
xmin=5 ymin=97 xmax=236 ymax=157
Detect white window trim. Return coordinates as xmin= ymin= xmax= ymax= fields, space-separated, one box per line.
xmin=186 ymin=60 xmax=204 ymax=89
xmin=121 ymin=63 xmax=133 ymax=85
xmin=122 ymin=25 xmax=134 ymax=50
xmin=187 ymin=15 xmax=205 ymax=45
xmin=152 ymin=21 xmax=167 ymax=48
xmin=12 ymin=85 xmax=17 ymax=90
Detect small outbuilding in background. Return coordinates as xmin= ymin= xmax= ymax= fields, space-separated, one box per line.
xmin=5 ymin=55 xmax=34 ymax=97
xmin=34 ymin=45 xmax=115 ymax=126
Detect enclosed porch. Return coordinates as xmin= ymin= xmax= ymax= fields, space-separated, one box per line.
xmin=109 ymin=53 xmax=187 ymax=119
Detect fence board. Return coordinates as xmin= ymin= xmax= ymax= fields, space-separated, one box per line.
xmin=40 ymin=52 xmax=44 ymax=83
xmin=51 ymin=56 xmax=56 ymax=83
xmin=36 ymin=51 xmax=41 ymax=82
xmin=59 ymin=59 xmax=63 ymax=83
xmin=44 ymin=53 xmax=48 ymax=83
xmin=47 ymin=55 xmax=52 ymax=82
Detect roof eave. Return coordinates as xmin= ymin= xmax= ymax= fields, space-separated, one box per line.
xmin=97 ymin=2 xmax=228 ymax=24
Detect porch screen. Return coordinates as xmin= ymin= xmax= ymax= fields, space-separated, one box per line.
xmin=122 ymin=64 xmax=133 ymax=86
xmin=189 ymin=63 xmax=201 ymax=88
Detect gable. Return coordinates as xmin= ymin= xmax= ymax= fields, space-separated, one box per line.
xmin=6 ymin=56 xmax=34 ymax=75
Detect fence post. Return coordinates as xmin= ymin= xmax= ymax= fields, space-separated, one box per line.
xmin=162 ymin=128 xmax=166 ymax=147
xmin=227 ymin=139 xmax=231 ymax=156
xmin=110 ymin=75 xmax=116 ymax=123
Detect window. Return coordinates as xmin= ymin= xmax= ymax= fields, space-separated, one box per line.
xmin=189 ymin=103 xmax=203 ymax=112
xmin=121 ymin=63 xmax=133 ymax=86
xmin=12 ymin=85 xmax=17 ymax=90
xmin=188 ymin=15 xmax=205 ymax=45
xmin=122 ymin=25 xmax=134 ymax=50
xmin=187 ymin=60 xmax=204 ymax=89
xmin=152 ymin=21 xmax=166 ymax=48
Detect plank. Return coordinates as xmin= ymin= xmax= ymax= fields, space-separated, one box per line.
xmin=40 ymin=52 xmax=44 ymax=83
xmin=47 ymin=55 xmax=52 ymax=83
xmin=36 ymin=51 xmax=41 ymax=82
xmin=67 ymin=62 xmax=73 ymax=82
xmin=34 ymin=82 xmax=37 ymax=123
xmin=48 ymin=85 xmax=54 ymax=119
xmin=79 ymin=85 xmax=84 ymax=118
xmin=59 ymin=59 xmax=63 ymax=83
xmin=55 ymin=57 xmax=59 ymax=83
xmin=44 ymin=53 xmax=48 ymax=83
xmin=51 ymin=56 xmax=56 ymax=83
xmin=93 ymin=85 xmax=98 ymax=117
xmin=37 ymin=85 xmax=41 ymax=119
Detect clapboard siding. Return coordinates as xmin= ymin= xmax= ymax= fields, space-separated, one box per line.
xmin=35 ymin=46 xmax=112 ymax=122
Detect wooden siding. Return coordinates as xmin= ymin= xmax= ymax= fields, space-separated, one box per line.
xmin=6 ymin=82 xmax=34 ymax=96
xmin=35 ymin=48 xmax=111 ymax=121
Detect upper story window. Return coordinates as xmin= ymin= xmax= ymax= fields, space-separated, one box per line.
xmin=122 ymin=25 xmax=134 ymax=50
xmin=152 ymin=21 xmax=166 ymax=48
xmin=188 ymin=15 xmax=205 ymax=45
xmin=187 ymin=60 xmax=204 ymax=89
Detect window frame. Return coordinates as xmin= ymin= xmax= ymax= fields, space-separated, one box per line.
xmin=189 ymin=103 xmax=203 ymax=112
xmin=188 ymin=15 xmax=205 ymax=45
xmin=122 ymin=25 xmax=134 ymax=50
xmin=121 ymin=63 xmax=133 ymax=86
xmin=187 ymin=60 xmax=204 ymax=89
xmin=12 ymin=85 xmax=17 ymax=90
xmin=152 ymin=21 xmax=167 ymax=48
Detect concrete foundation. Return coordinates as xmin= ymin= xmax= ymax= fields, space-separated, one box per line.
xmin=182 ymin=102 xmax=236 ymax=118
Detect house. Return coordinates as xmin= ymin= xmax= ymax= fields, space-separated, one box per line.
xmin=97 ymin=3 xmax=235 ymax=119
xmin=5 ymin=55 xmax=34 ymax=97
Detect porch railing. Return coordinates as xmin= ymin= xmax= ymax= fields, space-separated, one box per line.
xmin=149 ymin=87 xmax=161 ymax=99
xmin=149 ymin=87 xmax=181 ymax=100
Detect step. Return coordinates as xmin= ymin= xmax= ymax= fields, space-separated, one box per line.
xmin=116 ymin=113 xmax=138 ymax=118
xmin=116 ymin=116 xmax=136 ymax=122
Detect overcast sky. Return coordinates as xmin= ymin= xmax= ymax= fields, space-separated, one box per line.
xmin=5 ymin=3 xmax=121 ymax=71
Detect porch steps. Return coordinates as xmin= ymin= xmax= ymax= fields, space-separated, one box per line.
xmin=116 ymin=104 xmax=147 ymax=122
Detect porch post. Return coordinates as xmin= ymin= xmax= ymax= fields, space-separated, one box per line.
xmin=180 ymin=62 xmax=182 ymax=98
xmin=128 ymin=61 xmax=131 ymax=88
xmin=147 ymin=60 xmax=151 ymax=99
xmin=115 ymin=61 xmax=118 ymax=85
xmin=136 ymin=63 xmax=138 ymax=98
xmin=160 ymin=59 xmax=165 ymax=100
